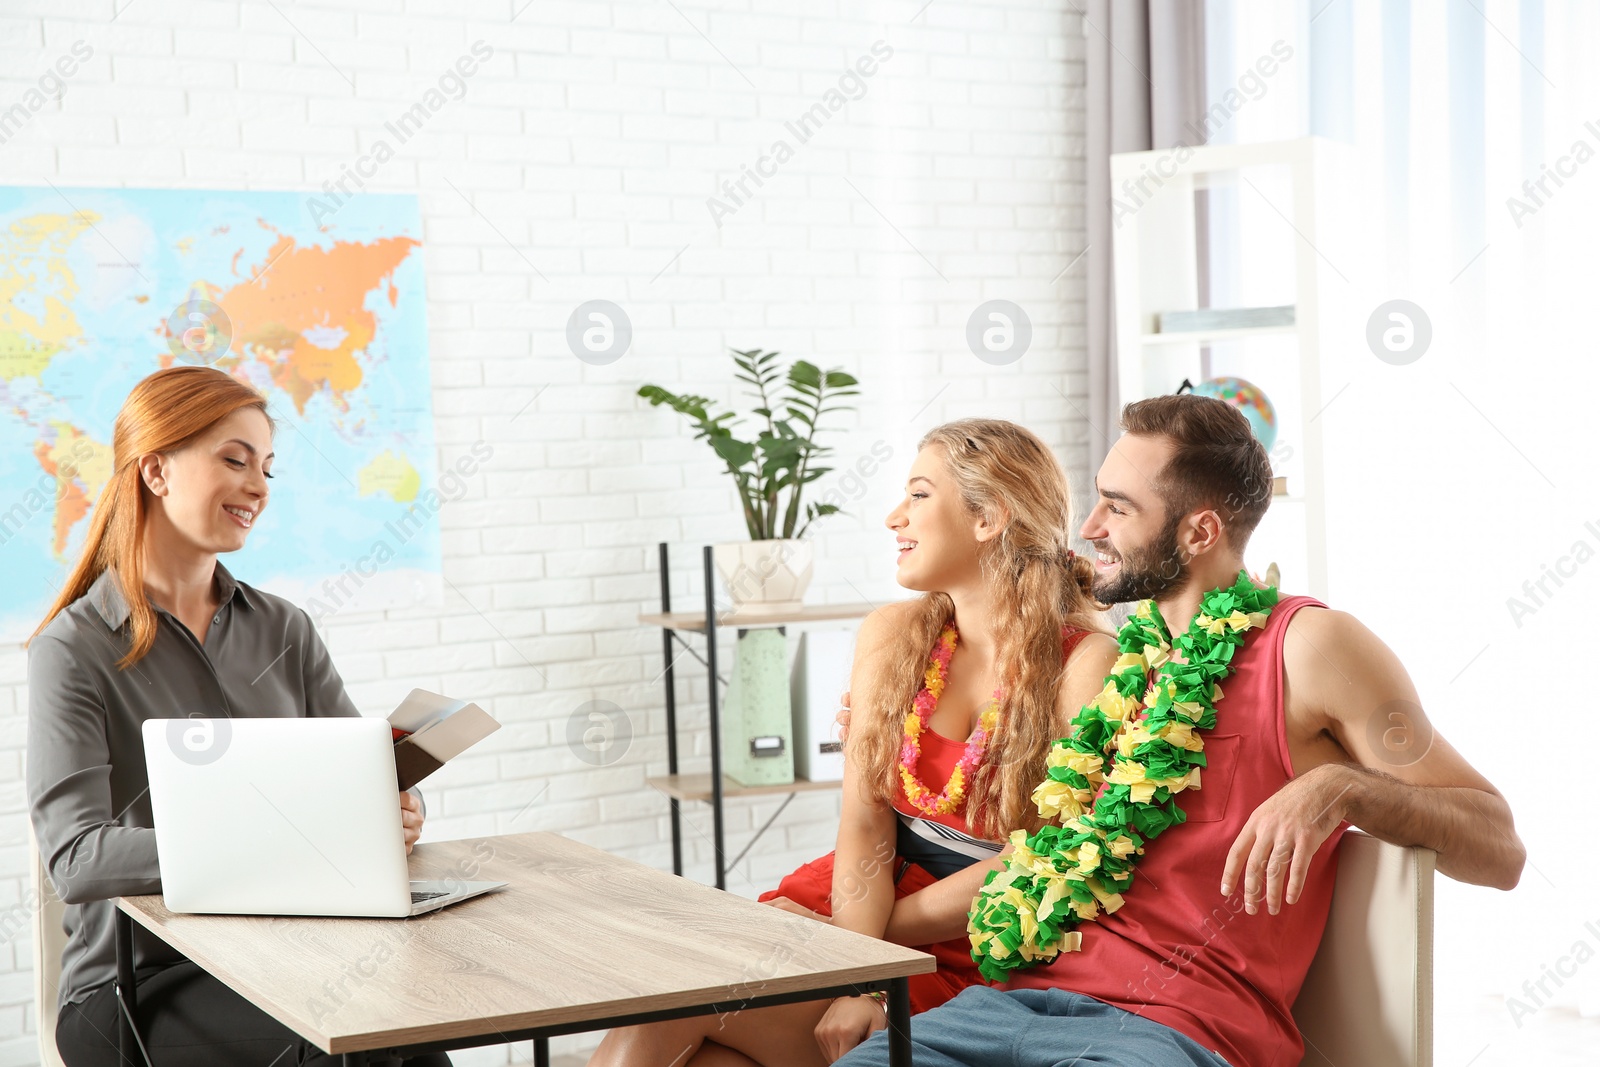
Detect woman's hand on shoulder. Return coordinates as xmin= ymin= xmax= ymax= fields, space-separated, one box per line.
xmin=1057 ymin=631 xmax=1120 ymax=730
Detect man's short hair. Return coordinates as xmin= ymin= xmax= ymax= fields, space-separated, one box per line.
xmin=1119 ymin=394 xmax=1274 ymax=548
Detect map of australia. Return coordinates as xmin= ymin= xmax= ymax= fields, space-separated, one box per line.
xmin=0 ymin=188 xmax=440 ymax=640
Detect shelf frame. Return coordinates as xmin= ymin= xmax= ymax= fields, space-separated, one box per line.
xmin=643 ymin=542 xmax=849 ymax=891
xmin=1139 ymin=323 xmax=1297 ymax=346
xmin=645 ymin=773 xmax=842 ymax=803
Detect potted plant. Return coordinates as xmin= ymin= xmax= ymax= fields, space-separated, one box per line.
xmin=639 ymin=348 xmax=860 ymax=615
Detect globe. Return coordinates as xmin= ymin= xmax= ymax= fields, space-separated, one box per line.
xmin=1190 ymin=376 xmax=1277 ymax=453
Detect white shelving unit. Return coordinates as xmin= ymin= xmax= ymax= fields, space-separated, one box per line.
xmin=1109 ymin=136 xmax=1350 ymax=599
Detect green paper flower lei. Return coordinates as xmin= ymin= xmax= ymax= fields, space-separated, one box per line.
xmin=966 ymin=570 xmax=1278 ymax=982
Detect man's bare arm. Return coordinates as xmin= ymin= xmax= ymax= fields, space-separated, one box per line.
xmin=1223 ymin=608 xmax=1524 ymax=913
xmin=1326 ymin=758 xmax=1520 ymax=888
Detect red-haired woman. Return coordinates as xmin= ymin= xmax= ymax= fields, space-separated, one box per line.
xmin=590 ymin=418 xmax=1119 ymax=1067
xmin=26 ymin=366 xmax=448 ymax=1067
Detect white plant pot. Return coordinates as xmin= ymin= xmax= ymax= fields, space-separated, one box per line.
xmin=713 ymin=539 xmax=814 ymax=616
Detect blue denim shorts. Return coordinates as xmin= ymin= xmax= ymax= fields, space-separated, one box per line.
xmin=834 ymin=985 xmax=1234 ymax=1067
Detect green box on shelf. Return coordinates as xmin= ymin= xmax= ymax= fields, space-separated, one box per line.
xmin=723 ymin=629 xmax=795 ymax=788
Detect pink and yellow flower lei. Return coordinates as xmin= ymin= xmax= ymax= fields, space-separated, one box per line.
xmin=898 ymin=622 xmax=1002 ymax=817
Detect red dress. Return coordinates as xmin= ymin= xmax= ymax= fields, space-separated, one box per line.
xmin=758 ymin=626 xmax=1094 ymax=1014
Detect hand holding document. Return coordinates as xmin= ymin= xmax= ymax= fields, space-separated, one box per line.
xmin=387 ymin=689 xmax=501 ymax=791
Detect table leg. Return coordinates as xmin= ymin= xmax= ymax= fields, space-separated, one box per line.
xmin=113 ymin=908 xmax=139 ymax=1063
xmin=341 ymin=1055 xmax=366 ymax=1066
xmin=886 ymin=976 xmax=912 ymax=1067
xmin=534 ymin=1036 xmax=550 ymax=1067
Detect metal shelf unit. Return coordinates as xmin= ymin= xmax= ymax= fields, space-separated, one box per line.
xmin=642 ymin=541 xmax=872 ymax=890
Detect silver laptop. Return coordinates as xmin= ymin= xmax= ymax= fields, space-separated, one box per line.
xmin=142 ymin=716 xmax=505 ymax=917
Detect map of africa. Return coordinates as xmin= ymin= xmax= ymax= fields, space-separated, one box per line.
xmin=0 ymin=187 xmax=440 ymax=641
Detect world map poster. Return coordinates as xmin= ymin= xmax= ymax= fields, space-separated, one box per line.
xmin=0 ymin=187 xmax=440 ymax=641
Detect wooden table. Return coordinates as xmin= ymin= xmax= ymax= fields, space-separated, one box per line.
xmin=114 ymin=832 xmax=934 ymax=1066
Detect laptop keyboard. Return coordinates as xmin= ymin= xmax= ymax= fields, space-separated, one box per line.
xmin=411 ymin=890 xmax=449 ymax=904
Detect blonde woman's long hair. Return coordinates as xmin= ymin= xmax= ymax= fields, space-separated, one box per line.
xmin=848 ymin=418 xmax=1107 ymax=840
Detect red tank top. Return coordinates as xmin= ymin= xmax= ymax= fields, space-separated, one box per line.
xmin=892 ymin=627 xmax=1094 ymax=838
xmin=1004 ymin=596 xmax=1340 ymax=1067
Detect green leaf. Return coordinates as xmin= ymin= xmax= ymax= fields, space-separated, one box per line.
xmin=789 ymin=360 xmax=822 ymax=388
xmin=710 ymin=436 xmax=756 ymax=468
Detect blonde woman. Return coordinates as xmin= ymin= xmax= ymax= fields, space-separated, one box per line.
xmin=590 ymin=418 xmax=1119 ymax=1067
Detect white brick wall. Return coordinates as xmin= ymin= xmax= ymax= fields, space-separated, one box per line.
xmin=0 ymin=1 xmax=1086 ymax=1063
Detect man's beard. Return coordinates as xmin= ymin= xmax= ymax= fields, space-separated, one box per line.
xmin=1091 ymin=512 xmax=1189 ymax=604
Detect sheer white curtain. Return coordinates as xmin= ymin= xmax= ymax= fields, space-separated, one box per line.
xmin=1206 ymin=0 xmax=1600 ymax=1060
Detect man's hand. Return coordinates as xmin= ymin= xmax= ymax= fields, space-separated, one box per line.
xmin=1221 ymin=764 xmax=1349 ymax=915
xmin=400 ymin=790 xmax=424 ymax=855
xmin=815 ymin=995 xmax=886 ymax=1062
xmin=835 ymin=690 xmax=852 ymax=745
xmin=761 ymin=895 xmax=833 ymax=924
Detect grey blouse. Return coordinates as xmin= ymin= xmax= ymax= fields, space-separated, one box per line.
xmin=26 ymin=563 xmax=363 ymax=1009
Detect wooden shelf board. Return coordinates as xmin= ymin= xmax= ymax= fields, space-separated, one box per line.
xmin=638 ymin=602 xmax=880 ymax=632
xmin=647 ymin=773 xmax=842 ymax=802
